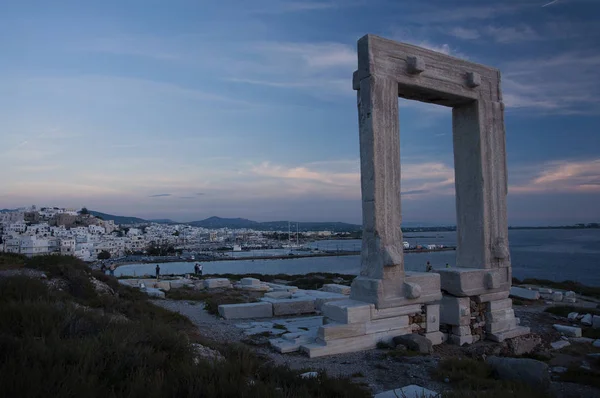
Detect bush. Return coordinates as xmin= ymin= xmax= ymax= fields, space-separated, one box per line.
xmin=0 ymin=253 xmax=27 ymax=270
xmin=0 ymin=259 xmax=369 ymax=397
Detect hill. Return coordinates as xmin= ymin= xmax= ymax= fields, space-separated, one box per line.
xmin=186 ymin=217 xmax=361 ymax=232
xmin=88 ymin=210 xmax=147 ymax=225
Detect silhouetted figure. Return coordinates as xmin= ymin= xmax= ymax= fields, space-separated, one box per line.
xmin=425 ymin=261 xmax=432 ymax=272
xmin=156 ymin=264 xmax=161 ymax=279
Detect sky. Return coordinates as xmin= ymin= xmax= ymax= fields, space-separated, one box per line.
xmin=1 ymin=0 xmax=599 ymax=226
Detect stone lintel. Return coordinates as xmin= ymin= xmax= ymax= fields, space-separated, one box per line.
xmin=356 ymin=34 xmax=501 ymax=106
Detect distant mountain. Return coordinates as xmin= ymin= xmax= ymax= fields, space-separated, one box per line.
xmin=88 ymin=211 xmax=147 ymax=225
xmin=186 ymin=217 xmax=361 ymax=232
xmin=148 ymin=219 xmax=178 ymax=224
xmin=0 ymin=208 xmax=19 ymax=213
xmin=187 ymin=217 xmax=260 ymax=229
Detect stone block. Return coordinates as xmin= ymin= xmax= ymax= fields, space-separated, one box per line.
xmin=487 ymin=298 xmax=512 ymax=312
xmin=438 ymin=267 xmax=510 ymax=297
xmin=270 ymin=338 xmax=302 ymax=353
xmin=366 ymin=315 xmax=409 ymax=334
xmin=315 ymin=296 xmax=347 ymax=311
xmin=321 ymin=284 xmax=351 ymax=295
xmin=144 ymin=287 xmax=165 ymax=298
xmin=301 ymin=328 xmax=409 ymax=357
xmin=510 ymin=287 xmax=540 ymax=300
xmin=318 ymin=322 xmax=366 ymax=341
xmin=426 ymin=304 xmax=440 ymax=333
xmin=322 ymin=299 xmax=373 ymax=324
xmin=487 ymin=309 xmax=515 ymax=323
xmin=218 ymin=302 xmax=273 ymax=320
xmin=486 ymin=318 xmax=518 ymax=333
xmin=486 ymin=356 xmax=550 ymax=390
xmin=425 ymin=331 xmax=446 ymax=345
xmin=551 ymin=292 xmax=563 ymax=302
xmin=593 ymin=315 xmax=600 ymax=329
xmin=350 ymin=273 xmax=441 ymax=309
xmin=567 ymin=312 xmax=579 ymax=321
xmin=564 ymin=297 xmax=577 ymax=303
xmin=581 ymin=313 xmax=593 ymax=326
xmin=553 ymin=324 xmax=582 ymax=337
xmin=593 ymin=340 xmax=600 ymax=348
xmin=241 ymin=277 xmax=261 ymax=286
xmin=272 ymin=298 xmax=315 ymax=316
xmin=371 ymin=304 xmax=422 ymax=320
xmin=264 ymin=291 xmax=292 ymax=299
xmin=204 ymin=278 xmax=231 ymax=289
xmin=440 ymin=296 xmax=470 ymax=326
xmin=538 ymin=288 xmax=553 ymax=294
xmin=375 ymin=385 xmax=439 ymax=398
xmin=488 ymin=326 xmax=530 ymax=342
xmin=450 ymin=334 xmax=473 ymax=346
xmin=393 ymin=334 xmax=432 ymax=354
xmin=550 ymin=340 xmax=570 ymax=350
xmin=156 ymin=281 xmax=171 ymax=291
xmin=452 ymin=326 xmax=472 ymax=336
xmin=474 ymin=291 xmax=510 ymax=303
xmin=564 ymin=291 xmax=576 ymax=298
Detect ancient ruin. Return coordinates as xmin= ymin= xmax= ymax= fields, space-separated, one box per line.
xmin=295 ymin=34 xmax=528 ymax=356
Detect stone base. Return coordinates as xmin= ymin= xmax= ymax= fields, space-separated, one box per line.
xmin=437 ymin=267 xmax=510 ymax=297
xmin=488 ymin=326 xmax=530 ymax=342
xmin=218 ymin=302 xmax=273 ymax=319
xmin=350 ymin=272 xmax=441 ymax=309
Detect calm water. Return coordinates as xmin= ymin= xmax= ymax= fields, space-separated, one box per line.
xmin=116 ymin=229 xmax=600 ymax=286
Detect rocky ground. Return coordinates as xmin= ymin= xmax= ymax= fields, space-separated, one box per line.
xmin=154 ymin=298 xmax=600 ymax=397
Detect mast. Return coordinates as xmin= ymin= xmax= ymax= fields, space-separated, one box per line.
xmin=296 ymin=222 xmax=299 ymax=245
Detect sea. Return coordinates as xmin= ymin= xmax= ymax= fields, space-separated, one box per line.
xmin=116 ymin=229 xmax=600 ymax=287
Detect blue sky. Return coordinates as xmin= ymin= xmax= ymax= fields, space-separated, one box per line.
xmin=1 ymin=0 xmax=599 ymax=225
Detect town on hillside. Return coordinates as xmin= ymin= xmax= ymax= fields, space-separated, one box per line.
xmin=0 ymin=206 xmax=353 ymax=262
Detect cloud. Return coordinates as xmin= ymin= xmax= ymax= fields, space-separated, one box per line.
xmin=196 ymin=193 xmax=205 ymax=196
xmin=502 ymin=51 xmax=600 ymax=114
xmin=148 ymin=194 xmax=172 ymax=197
xmin=485 ymin=25 xmax=540 ymax=43
xmin=448 ymin=27 xmax=480 ymax=40
xmin=510 ymin=159 xmax=600 ymax=194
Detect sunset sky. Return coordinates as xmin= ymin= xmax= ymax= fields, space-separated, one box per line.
xmin=1 ymin=0 xmax=599 ymax=225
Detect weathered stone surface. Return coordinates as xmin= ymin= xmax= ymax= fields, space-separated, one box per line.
xmin=440 ymin=296 xmax=470 ymax=326
xmin=321 ymin=299 xmax=373 ymax=324
xmin=218 ymin=302 xmax=273 ymax=320
xmin=426 ymin=304 xmax=440 ymax=333
xmin=563 ymin=297 xmax=577 ymax=303
xmin=510 ymin=287 xmax=540 ymax=300
xmin=374 ymin=385 xmax=439 ymax=398
xmin=538 ymin=288 xmax=553 ymax=294
xmin=593 ymin=340 xmax=600 ymax=348
xmin=321 ymin=284 xmax=351 ymax=295
xmin=553 ymin=324 xmax=582 ymax=337
xmin=155 ymin=281 xmax=171 ymax=291
xmin=474 ymin=290 xmax=510 ymax=303
xmin=507 ymin=335 xmax=542 ymax=355
xmin=425 ymin=331 xmax=446 ymax=345
xmin=551 ymin=292 xmax=563 ymax=302
xmin=567 ymin=312 xmax=579 ymax=321
xmin=486 ymin=356 xmax=550 ymax=389
xmin=438 ymin=267 xmax=510 ymax=297
xmin=487 ymin=298 xmax=512 ymax=312
xmin=272 ymin=298 xmax=315 ymax=316
xmin=550 ymin=340 xmax=570 ymax=350
xmin=264 ymin=291 xmax=292 ymax=299
xmin=319 ymin=322 xmax=366 ymax=341
xmin=143 ymin=287 xmax=165 ymax=298
xmin=487 ymin=326 xmax=530 ymax=342
xmin=593 ymin=315 xmax=600 ymax=329
xmin=392 ymin=334 xmax=433 ymax=354
xmin=564 ymin=291 xmax=576 ymax=298
xmin=300 ymin=372 xmax=318 ymax=379
xmin=315 ymin=296 xmax=347 ymax=311
xmin=241 ymin=277 xmax=261 ymax=286
xmin=301 ymin=328 xmax=408 ymax=357
xmin=581 ymin=314 xmax=593 ymax=326
xmin=204 ymin=278 xmax=231 ymax=289
xmin=449 ymin=334 xmax=474 ymax=346
xmin=371 ymin=303 xmax=422 ymax=320
xmin=570 ymin=337 xmax=594 ymax=344
xmin=366 ymin=316 xmax=409 ymax=334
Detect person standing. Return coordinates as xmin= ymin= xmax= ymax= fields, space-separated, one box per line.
xmin=425 ymin=261 xmax=432 ymax=272
xmin=198 ymin=263 xmax=203 ymax=276
xmin=156 ymin=264 xmax=161 ymax=279
xmin=194 ymin=263 xmax=199 ymax=275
